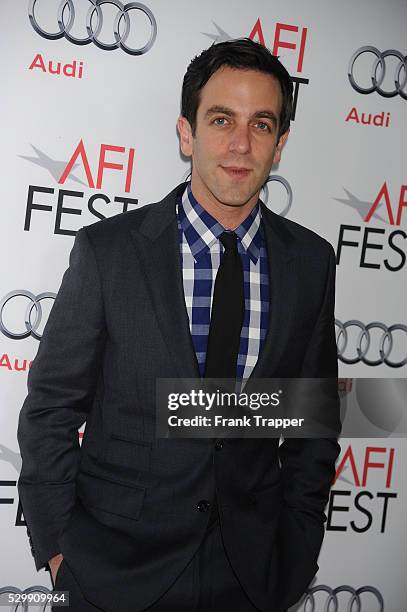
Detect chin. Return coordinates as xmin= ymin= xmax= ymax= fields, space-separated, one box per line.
xmin=223 ymin=198 xmax=252 ymax=208
xmin=216 ymin=188 xmax=256 ymax=208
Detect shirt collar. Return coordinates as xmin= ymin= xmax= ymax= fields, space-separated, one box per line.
xmin=178 ymin=182 xmax=263 ymax=264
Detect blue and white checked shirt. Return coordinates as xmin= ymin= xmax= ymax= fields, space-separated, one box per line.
xmin=177 ymin=183 xmax=270 ymax=383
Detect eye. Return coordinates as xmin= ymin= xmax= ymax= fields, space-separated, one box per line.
xmin=255 ymin=121 xmax=271 ymax=131
xmin=213 ymin=117 xmax=228 ymax=126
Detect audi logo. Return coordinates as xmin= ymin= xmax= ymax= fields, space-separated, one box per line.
xmin=28 ymin=0 xmax=157 ymax=55
xmin=348 ymin=46 xmax=407 ymax=99
xmin=0 ymin=290 xmax=56 ymax=341
xmin=335 ymin=320 xmax=407 ymax=368
xmin=301 ymin=584 xmax=383 ymax=611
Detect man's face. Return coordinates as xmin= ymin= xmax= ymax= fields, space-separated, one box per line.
xmin=177 ymin=66 xmax=289 ymax=211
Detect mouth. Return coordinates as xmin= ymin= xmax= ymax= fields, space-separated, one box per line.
xmin=221 ymin=166 xmax=252 ymax=179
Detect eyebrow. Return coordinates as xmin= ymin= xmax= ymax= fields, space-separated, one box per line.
xmin=205 ymin=105 xmax=278 ymax=127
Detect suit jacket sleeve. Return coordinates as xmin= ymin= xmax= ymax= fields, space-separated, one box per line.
xmin=17 ymin=227 xmax=107 ymax=570
xmin=277 ymin=242 xmax=341 ymax=606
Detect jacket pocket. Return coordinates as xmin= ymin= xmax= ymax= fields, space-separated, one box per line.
xmin=101 ymin=434 xmax=152 ymax=472
xmin=77 ymin=470 xmax=146 ymax=520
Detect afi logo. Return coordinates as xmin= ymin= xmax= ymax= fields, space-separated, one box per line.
xmin=364 ymin=183 xmax=407 ymax=226
xmin=327 ymin=445 xmax=397 ymax=534
xmin=59 ymin=140 xmax=135 ymax=193
xmin=336 ymin=183 xmax=407 ymax=272
xmin=24 ymin=140 xmax=139 ymax=235
xmin=334 ymin=446 xmax=395 ymax=488
xmin=249 ymin=19 xmax=307 ymax=73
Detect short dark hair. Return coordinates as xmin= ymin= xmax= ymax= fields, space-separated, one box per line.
xmin=181 ymin=38 xmax=293 ymax=140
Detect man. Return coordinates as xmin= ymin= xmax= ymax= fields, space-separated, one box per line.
xmin=18 ymin=38 xmax=341 ymax=612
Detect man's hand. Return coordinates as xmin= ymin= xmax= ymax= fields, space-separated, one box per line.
xmin=49 ymin=553 xmax=64 ymax=586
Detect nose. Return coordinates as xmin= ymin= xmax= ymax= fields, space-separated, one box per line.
xmin=228 ymin=124 xmax=251 ymax=155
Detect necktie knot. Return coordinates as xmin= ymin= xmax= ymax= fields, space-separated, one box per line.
xmin=219 ymin=231 xmax=238 ymax=253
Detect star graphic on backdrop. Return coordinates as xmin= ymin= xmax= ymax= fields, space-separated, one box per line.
xmin=201 ymin=22 xmax=282 ymax=60
xmin=201 ymin=21 xmax=233 ymax=43
xmin=335 ymin=464 xmax=356 ymax=486
xmin=18 ymin=144 xmax=86 ymax=186
xmin=0 ymin=444 xmax=22 ymax=473
xmin=334 ymin=188 xmax=388 ymax=224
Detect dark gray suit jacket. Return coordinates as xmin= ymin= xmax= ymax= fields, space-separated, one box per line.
xmin=18 ymin=182 xmax=341 ymax=612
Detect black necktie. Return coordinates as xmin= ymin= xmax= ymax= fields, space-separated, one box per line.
xmin=204 ymin=232 xmax=245 ymax=380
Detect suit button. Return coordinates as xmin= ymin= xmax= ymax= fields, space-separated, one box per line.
xmin=215 ymin=439 xmax=224 ymax=451
xmin=197 ymin=499 xmax=211 ymax=512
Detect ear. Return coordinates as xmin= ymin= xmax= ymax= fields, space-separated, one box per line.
xmin=272 ymin=129 xmax=289 ymax=164
xmin=177 ymin=116 xmax=193 ymax=157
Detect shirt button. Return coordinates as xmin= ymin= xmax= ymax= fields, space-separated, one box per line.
xmin=215 ymin=439 xmax=224 ymax=451
xmin=197 ymin=499 xmax=211 ymax=512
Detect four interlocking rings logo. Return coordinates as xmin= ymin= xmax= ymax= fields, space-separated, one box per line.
xmin=28 ymin=0 xmax=157 ymax=55
xmin=348 ymin=46 xmax=407 ymax=99
xmin=335 ymin=320 xmax=407 ymax=368
xmin=302 ymin=584 xmax=384 ymax=611
xmin=0 ymin=290 xmax=56 ymax=341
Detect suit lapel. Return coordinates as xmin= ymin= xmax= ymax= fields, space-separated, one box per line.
xmin=129 ymin=183 xmax=200 ymax=379
xmin=246 ymin=203 xmax=299 ymax=381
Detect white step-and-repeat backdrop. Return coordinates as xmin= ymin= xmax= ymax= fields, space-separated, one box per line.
xmin=1 ymin=0 xmax=406 ymax=610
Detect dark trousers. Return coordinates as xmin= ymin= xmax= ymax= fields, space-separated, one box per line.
xmin=53 ymin=503 xmax=285 ymax=612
